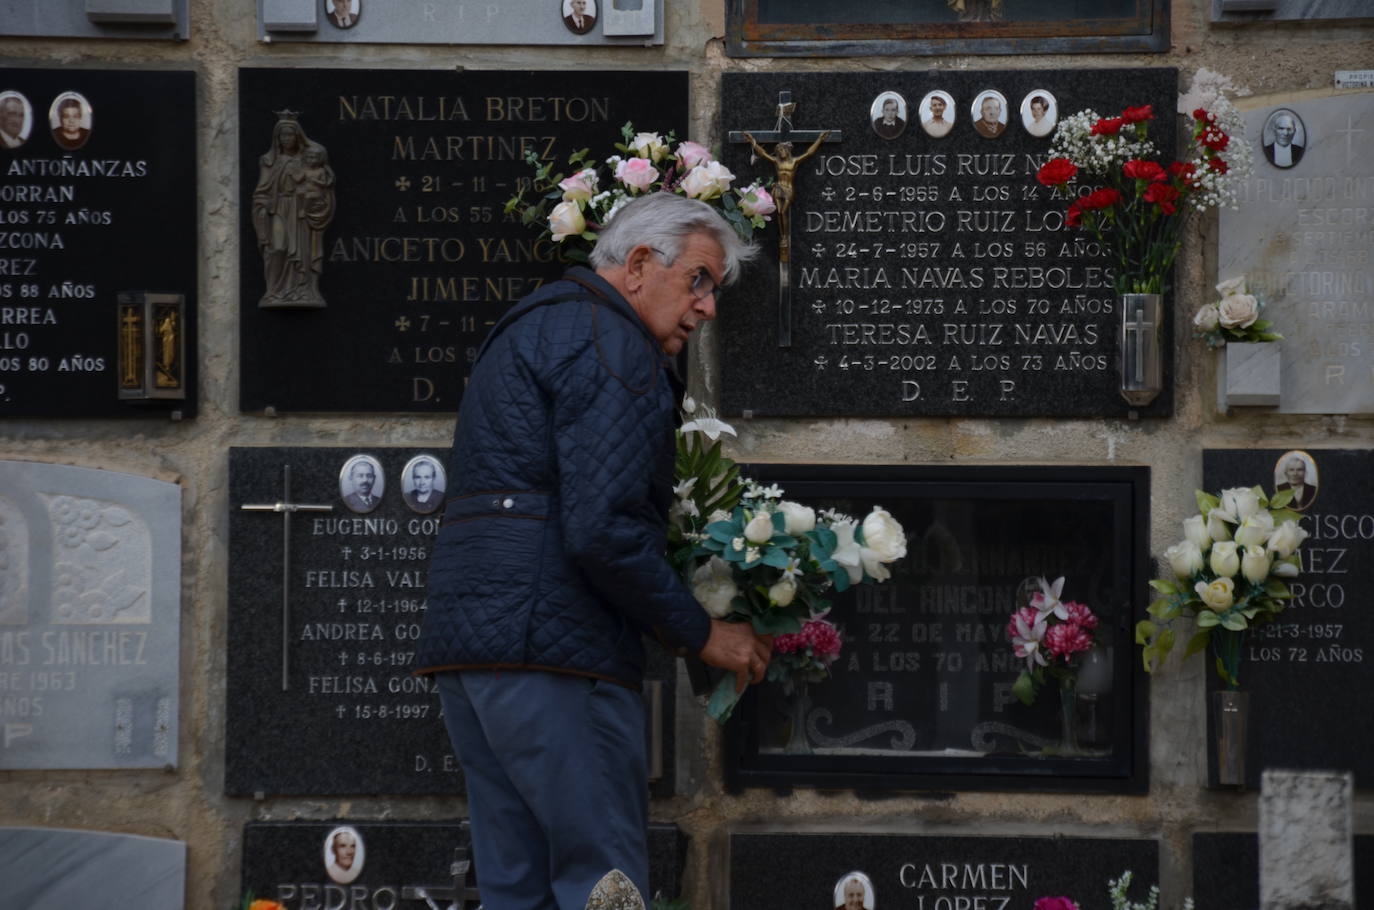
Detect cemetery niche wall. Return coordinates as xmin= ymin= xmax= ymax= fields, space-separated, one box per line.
xmin=237 ymin=68 xmax=687 ymax=414
xmin=718 ymin=68 xmax=1176 ymax=419
xmin=722 ymin=464 xmax=1150 ymax=794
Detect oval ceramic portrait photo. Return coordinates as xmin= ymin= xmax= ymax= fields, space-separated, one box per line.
xmin=339 ymin=454 xmax=385 ymax=514
xmin=1273 ymin=449 xmax=1319 ymax=511
xmin=0 ymin=90 xmax=34 ymax=150
xmin=402 ymin=454 xmax=446 ymax=514
xmin=1261 ymin=108 xmax=1306 ymax=170
xmin=970 ymin=90 xmax=1007 ymax=140
xmin=49 ymin=91 xmax=92 ymax=151
xmin=562 ymin=0 xmax=597 ymax=34
xmin=323 ymin=826 xmax=365 ymax=884
xmin=919 ymin=90 xmax=955 ymax=139
xmin=834 ymin=870 xmax=876 ymax=910
xmin=870 ymin=91 xmax=908 ymax=141
xmin=325 ymin=0 xmax=360 ymax=29
xmin=1021 ymin=90 xmax=1058 ymax=138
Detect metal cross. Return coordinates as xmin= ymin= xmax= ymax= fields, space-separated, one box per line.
xmin=239 ymin=464 xmax=334 ymax=691
xmin=728 ymin=91 xmax=843 ymax=348
xmin=403 ymin=846 xmax=483 ymax=910
xmin=1122 ymin=300 xmax=1154 ymax=385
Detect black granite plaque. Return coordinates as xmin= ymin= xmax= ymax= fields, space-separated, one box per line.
xmin=0 ymin=68 xmax=196 ymax=417
xmin=241 ymin=820 xmax=687 ymax=905
xmin=237 ymin=68 xmax=688 ymax=413
xmin=731 ymin=833 xmax=1158 ymax=910
xmin=226 ymin=446 xmax=677 ymax=796
xmin=723 ymin=464 xmax=1150 ymax=793
xmin=1191 ymin=832 xmax=1374 ymax=909
xmin=718 ymin=69 xmax=1176 ymax=418
xmin=1202 ymin=449 xmax=1374 ymax=789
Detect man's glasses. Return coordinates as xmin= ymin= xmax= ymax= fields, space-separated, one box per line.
xmin=651 ymin=247 xmax=718 ymax=301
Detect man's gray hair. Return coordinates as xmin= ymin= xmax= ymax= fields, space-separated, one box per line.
xmin=589 ymin=192 xmax=757 ymax=285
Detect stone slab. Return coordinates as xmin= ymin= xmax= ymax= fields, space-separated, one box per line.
xmin=1202 ymin=450 xmax=1374 ymax=788
xmin=0 ymin=0 xmax=188 ymax=38
xmin=236 ymin=67 xmax=687 ymax=414
xmin=730 ymin=832 xmax=1158 ymax=910
xmin=0 ymin=459 xmax=181 ymax=769
xmin=225 ymin=447 xmax=678 ymax=796
xmin=1259 ymin=770 xmax=1354 ymax=910
xmin=1218 ymin=92 xmax=1374 ymax=414
xmin=241 ymin=820 xmax=686 ymax=905
xmin=718 ymin=68 xmax=1177 ymax=418
xmin=0 ymin=68 xmax=198 ymax=418
xmin=0 ymin=826 xmax=185 ymax=906
xmin=1193 ymin=832 xmax=1374 ymax=910
xmin=1220 ymin=342 xmax=1283 ymax=407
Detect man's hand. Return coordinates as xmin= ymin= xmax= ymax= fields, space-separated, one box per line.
xmin=699 ymin=619 xmax=774 ymax=694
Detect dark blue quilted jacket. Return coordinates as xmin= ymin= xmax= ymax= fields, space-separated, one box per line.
xmin=415 ymin=268 xmax=711 ymax=689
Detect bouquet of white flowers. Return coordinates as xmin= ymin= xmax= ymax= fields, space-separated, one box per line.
xmin=1192 ymin=275 xmax=1282 ymax=348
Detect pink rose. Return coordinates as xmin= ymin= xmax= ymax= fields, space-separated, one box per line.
xmin=615 ymin=156 xmax=660 ymax=193
xmin=558 ymin=168 xmax=598 ymax=203
xmin=676 ymin=140 xmax=713 ymax=170
xmin=739 ymin=184 xmax=776 ymax=218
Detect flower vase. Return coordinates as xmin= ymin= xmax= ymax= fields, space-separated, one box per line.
xmin=1119 ymin=293 xmax=1163 ymax=407
xmin=1220 ymin=342 xmax=1281 ymax=408
xmin=1212 ymin=689 xmax=1249 ymax=786
xmin=1057 ymin=679 xmax=1081 ymax=756
xmin=784 ymin=683 xmax=813 ymax=755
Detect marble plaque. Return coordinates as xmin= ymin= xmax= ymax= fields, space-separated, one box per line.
xmin=1219 ymin=93 xmax=1374 ymax=414
xmin=0 ymin=460 xmax=181 ymax=769
xmin=730 ymin=832 xmax=1157 ymax=910
xmin=0 ymin=827 xmax=185 ymax=906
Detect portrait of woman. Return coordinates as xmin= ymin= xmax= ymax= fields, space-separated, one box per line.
xmin=1021 ymin=90 xmax=1058 ymax=138
xmin=49 ymin=92 xmax=92 ymax=151
xmin=833 ymin=871 xmax=875 ymax=910
xmin=323 ymin=826 xmax=365 ymax=885
xmin=251 ymin=114 xmax=336 ymax=308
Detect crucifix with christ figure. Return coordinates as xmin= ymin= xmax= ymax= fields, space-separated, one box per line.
xmin=728 ymin=91 xmax=843 ymax=347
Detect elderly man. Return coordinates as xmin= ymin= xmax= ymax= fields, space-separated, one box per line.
xmin=974 ymin=94 xmax=1005 ymax=139
xmin=1276 ymin=455 xmax=1317 ymax=510
xmin=1264 ymin=111 xmax=1304 ymax=169
xmin=416 ymin=193 xmax=772 ymax=910
xmin=342 ymin=459 xmax=379 ymax=513
xmin=564 ymin=0 xmax=595 ymax=34
xmin=0 ymin=94 xmax=27 ymax=149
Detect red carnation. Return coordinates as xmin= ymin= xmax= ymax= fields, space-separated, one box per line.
xmin=1066 ymin=200 xmax=1084 ymax=228
xmin=1207 ymin=156 xmax=1230 ymax=174
xmin=1079 ymin=187 xmax=1122 ymax=210
xmin=1193 ymin=107 xmax=1214 ymax=123
xmin=1091 ymin=117 xmax=1125 ymax=136
xmin=1121 ymin=105 xmax=1153 ymax=123
xmin=1123 ymin=159 xmax=1167 ymax=182
xmin=1037 ymin=157 xmax=1079 ymax=187
xmin=1143 ymin=182 xmax=1180 ymax=205
xmin=1201 ymin=129 xmax=1230 ymax=152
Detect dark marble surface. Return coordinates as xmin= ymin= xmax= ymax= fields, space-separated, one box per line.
xmin=237 ymin=68 xmax=688 ymax=414
xmin=0 ymin=68 xmax=197 ymax=418
xmin=241 ymin=820 xmax=686 ymax=904
xmin=1191 ymin=832 xmax=1373 ymax=909
xmin=1202 ymin=450 xmax=1374 ymax=788
xmin=226 ymin=446 xmax=678 ymax=797
xmin=718 ymin=68 xmax=1177 ymax=418
xmin=730 ymin=832 xmax=1158 ymax=910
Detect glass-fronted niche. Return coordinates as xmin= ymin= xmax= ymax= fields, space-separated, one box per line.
xmin=723 ymin=464 xmax=1149 ymax=794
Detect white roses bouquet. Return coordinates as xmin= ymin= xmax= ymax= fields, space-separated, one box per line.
xmin=505 ymin=122 xmax=776 ymax=264
xmin=668 ymin=399 xmax=907 ymax=721
xmin=1192 ymin=275 xmax=1282 ymax=348
xmin=1136 ymin=484 xmax=1307 ymax=688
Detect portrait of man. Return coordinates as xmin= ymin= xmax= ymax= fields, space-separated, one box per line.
xmin=833 ymin=871 xmax=876 ymax=910
xmin=1262 ymin=108 xmax=1306 ymax=170
xmin=563 ymin=0 xmax=597 ymax=34
xmin=1274 ymin=450 xmax=1319 ymax=511
xmin=1021 ymin=90 xmax=1057 ymax=138
xmin=0 ymin=92 xmax=32 ymax=150
xmin=339 ymin=455 xmax=384 ymax=514
xmin=403 ymin=455 xmax=446 ymax=514
xmin=324 ymin=826 xmax=364 ymax=885
xmin=972 ymin=91 xmax=1007 ymax=139
xmin=49 ymin=93 xmax=92 ymax=151
xmin=326 ymin=0 xmax=359 ymax=28
xmin=870 ymin=92 xmax=908 ymax=141
xmin=920 ymin=91 xmax=954 ymax=139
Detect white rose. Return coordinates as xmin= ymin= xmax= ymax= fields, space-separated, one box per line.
xmin=1241 ymin=545 xmax=1272 ymax=584
xmin=1215 ymin=276 xmax=1247 ymax=297
xmin=1209 ymin=540 xmax=1241 ymax=578
xmin=682 ymin=395 xmax=696 ymax=414
xmin=548 ymin=201 xmax=586 ymax=241
xmin=1183 ymin=514 xmax=1212 ymax=551
xmin=830 ymin=519 xmax=864 ymax=585
xmin=1218 ymin=293 xmax=1259 ymax=329
xmin=1193 ymin=303 xmax=1220 ymax=332
xmin=1272 ymin=560 xmax=1300 ymax=578
xmin=768 ymin=575 xmax=797 ymax=607
xmin=1195 ymin=577 xmax=1235 ymax=611
xmin=744 ymin=513 xmax=775 ymax=544
xmin=1219 ymin=487 xmax=1262 ymax=521
xmin=1207 ymin=510 xmax=1233 ymax=542
xmin=680 ymin=161 xmax=736 ymax=201
xmin=1234 ymin=510 xmax=1275 ymax=548
xmin=1267 ymin=519 xmax=1309 ymax=557
xmin=860 ymin=547 xmax=891 ymax=582
xmin=691 ymin=558 xmax=737 ymax=618
xmin=630 ymin=131 xmax=668 ymax=162
xmin=777 ymin=501 xmax=816 ymax=535
xmin=1164 ymin=540 xmax=1204 ymax=579
xmin=861 ymin=506 xmax=908 ymax=563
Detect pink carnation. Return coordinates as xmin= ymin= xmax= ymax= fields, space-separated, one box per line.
xmin=1063 ymin=601 xmax=1098 ymax=630
xmin=1044 ymin=622 xmax=1093 ymax=660
xmin=1035 ymin=898 xmax=1078 ymax=910
xmin=775 ymin=618 xmax=843 ymax=664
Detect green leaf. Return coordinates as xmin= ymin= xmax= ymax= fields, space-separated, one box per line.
xmin=1012 ymin=670 xmax=1036 ymax=706
xmin=1149 ymin=578 xmax=1180 ymax=595
xmin=1183 ymin=629 xmax=1211 ymax=659
xmin=1269 ymin=488 xmax=1294 ymax=509
xmin=1196 ymin=610 xmax=1220 ymax=628
xmin=1215 ymin=657 xmax=1239 ymax=688
xmin=760 ymin=548 xmax=792 ymax=569
xmin=811 ymin=527 xmax=838 ymax=552
xmin=706 ymin=673 xmax=743 ymax=724
xmin=1196 ymin=490 xmax=1220 ymax=514
xmin=1220 ymin=612 xmax=1248 ymax=631
xmin=1135 ymin=619 xmax=1158 ymax=644
xmin=751 ymin=611 xmax=802 ymax=636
